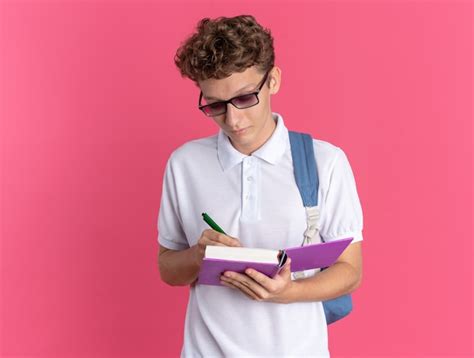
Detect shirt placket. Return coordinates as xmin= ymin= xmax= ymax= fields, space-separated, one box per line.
xmin=241 ymin=156 xmax=260 ymax=222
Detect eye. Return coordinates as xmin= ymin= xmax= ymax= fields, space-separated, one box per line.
xmin=232 ymin=94 xmax=257 ymax=107
xmin=202 ymin=101 xmax=226 ymax=116
xmin=209 ymin=102 xmax=225 ymax=109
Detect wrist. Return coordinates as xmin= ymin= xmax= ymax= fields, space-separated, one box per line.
xmin=288 ymin=277 xmax=305 ymax=304
xmin=280 ymin=279 xmax=299 ymax=304
xmin=191 ymin=244 xmax=204 ymax=269
xmin=187 ymin=245 xmax=203 ymax=287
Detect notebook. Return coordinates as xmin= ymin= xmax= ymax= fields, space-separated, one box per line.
xmin=197 ymin=237 xmax=353 ymax=286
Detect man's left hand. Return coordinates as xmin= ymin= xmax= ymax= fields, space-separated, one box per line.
xmin=220 ymin=258 xmax=294 ymax=304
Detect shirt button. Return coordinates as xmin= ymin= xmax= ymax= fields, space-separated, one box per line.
xmin=247 ymin=176 xmax=253 ymax=181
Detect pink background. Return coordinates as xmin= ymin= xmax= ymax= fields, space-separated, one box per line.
xmin=1 ymin=1 xmax=472 ymax=357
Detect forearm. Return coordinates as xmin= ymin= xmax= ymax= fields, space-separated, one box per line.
xmin=159 ymin=230 xmax=243 ymax=286
xmin=159 ymin=245 xmax=201 ymax=286
xmin=284 ymin=262 xmax=362 ymax=304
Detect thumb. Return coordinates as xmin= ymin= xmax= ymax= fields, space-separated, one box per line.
xmin=230 ymin=235 xmax=242 ymax=247
xmin=283 ymin=258 xmax=292 ymax=273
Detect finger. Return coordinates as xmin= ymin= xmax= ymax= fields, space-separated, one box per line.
xmin=220 ymin=280 xmax=236 ymax=290
xmin=223 ymin=272 xmax=267 ymax=300
xmin=200 ymin=233 xmax=227 ymax=247
xmin=222 ymin=276 xmax=261 ymax=301
xmin=210 ymin=232 xmax=241 ymax=247
xmin=221 ymin=275 xmax=248 ymax=294
xmin=228 ymin=236 xmax=242 ymax=247
xmin=208 ymin=242 xmax=226 ymax=247
xmin=244 ymin=268 xmax=272 ymax=289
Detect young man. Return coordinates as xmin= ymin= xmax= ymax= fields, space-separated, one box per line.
xmin=158 ymin=15 xmax=363 ymax=357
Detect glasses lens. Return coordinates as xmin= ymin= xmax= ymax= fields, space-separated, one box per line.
xmin=202 ymin=102 xmax=226 ymax=116
xmin=232 ymin=94 xmax=258 ymax=109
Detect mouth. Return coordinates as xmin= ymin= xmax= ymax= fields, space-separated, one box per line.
xmin=231 ymin=127 xmax=248 ymax=136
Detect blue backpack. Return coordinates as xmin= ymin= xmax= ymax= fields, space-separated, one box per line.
xmin=288 ymin=131 xmax=353 ymax=325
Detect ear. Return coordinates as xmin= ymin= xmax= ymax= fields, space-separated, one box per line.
xmin=268 ymin=66 xmax=282 ymax=95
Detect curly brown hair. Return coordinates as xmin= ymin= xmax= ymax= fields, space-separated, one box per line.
xmin=174 ymin=15 xmax=275 ymax=83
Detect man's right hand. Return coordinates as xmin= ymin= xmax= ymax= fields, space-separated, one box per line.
xmin=193 ymin=229 xmax=242 ymax=266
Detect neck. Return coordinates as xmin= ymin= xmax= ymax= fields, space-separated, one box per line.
xmin=232 ymin=112 xmax=277 ymax=156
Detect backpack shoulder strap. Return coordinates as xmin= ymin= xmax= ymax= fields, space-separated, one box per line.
xmin=289 ymin=130 xmax=353 ymax=325
xmin=288 ymin=131 xmax=321 ymax=248
xmin=288 ymin=131 xmax=319 ymax=207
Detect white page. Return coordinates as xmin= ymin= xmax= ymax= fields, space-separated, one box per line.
xmin=205 ymin=246 xmax=280 ymax=264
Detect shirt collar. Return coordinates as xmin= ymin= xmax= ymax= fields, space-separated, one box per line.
xmin=217 ymin=112 xmax=289 ymax=172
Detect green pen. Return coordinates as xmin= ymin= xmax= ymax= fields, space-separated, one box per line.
xmin=202 ymin=212 xmax=227 ymax=235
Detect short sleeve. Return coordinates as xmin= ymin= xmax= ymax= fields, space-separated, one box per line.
xmin=319 ymin=148 xmax=364 ymax=243
xmin=157 ymin=155 xmax=190 ymax=250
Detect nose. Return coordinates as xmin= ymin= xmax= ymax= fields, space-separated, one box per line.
xmin=224 ymin=102 xmax=241 ymax=128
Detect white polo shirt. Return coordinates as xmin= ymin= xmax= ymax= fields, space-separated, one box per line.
xmin=158 ymin=112 xmax=363 ymax=357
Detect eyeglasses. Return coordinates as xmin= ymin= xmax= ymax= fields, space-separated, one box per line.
xmin=198 ymin=70 xmax=270 ymax=117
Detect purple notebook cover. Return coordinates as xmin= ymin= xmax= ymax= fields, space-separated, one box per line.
xmin=197 ymin=237 xmax=353 ymax=286
xmin=285 ymin=237 xmax=353 ymax=271
xmin=198 ymin=260 xmax=281 ymax=286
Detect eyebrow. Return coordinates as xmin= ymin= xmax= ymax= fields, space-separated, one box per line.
xmin=203 ymin=83 xmax=256 ymax=101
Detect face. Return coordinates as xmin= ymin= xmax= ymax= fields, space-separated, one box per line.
xmin=198 ymin=66 xmax=281 ymax=155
